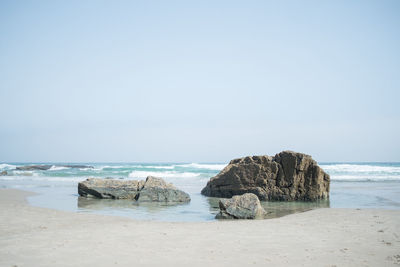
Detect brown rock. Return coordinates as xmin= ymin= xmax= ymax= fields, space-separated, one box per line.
xmin=201 ymin=151 xmax=330 ymax=201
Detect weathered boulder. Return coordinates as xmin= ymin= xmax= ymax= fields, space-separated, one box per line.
xmin=138 ymin=176 xmax=191 ymax=202
xmin=201 ymin=151 xmax=330 ymax=201
xmin=78 ymin=176 xmax=190 ymax=202
xmin=0 ymin=171 xmax=7 ymax=176
xmin=216 ymin=193 xmax=267 ymax=219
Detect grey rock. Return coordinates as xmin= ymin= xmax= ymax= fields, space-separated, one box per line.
xmin=138 ymin=176 xmax=191 ymax=202
xmin=0 ymin=171 xmax=7 ymax=176
xmin=16 ymin=164 xmax=93 ymax=171
xmin=78 ymin=178 xmax=143 ymax=199
xmin=216 ymin=193 xmax=267 ymax=219
xmin=201 ymin=151 xmax=330 ymax=201
xmin=16 ymin=165 xmax=53 ymax=171
xmin=78 ymin=176 xmax=190 ymax=203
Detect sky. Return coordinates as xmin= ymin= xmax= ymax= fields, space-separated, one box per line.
xmin=0 ymin=0 xmax=399 ymax=163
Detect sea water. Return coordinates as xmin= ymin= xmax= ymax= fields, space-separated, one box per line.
xmin=0 ymin=162 xmax=399 ymax=221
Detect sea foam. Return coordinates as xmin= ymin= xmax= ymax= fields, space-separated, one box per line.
xmin=128 ymin=170 xmax=201 ymax=179
xmin=177 ymin=163 xmax=227 ymax=171
xmin=0 ymin=164 xmax=16 ymax=170
xmin=320 ymin=163 xmax=400 ymax=181
xmin=321 ymin=164 xmax=400 ymax=173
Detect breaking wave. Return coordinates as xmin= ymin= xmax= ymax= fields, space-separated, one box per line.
xmin=177 ymin=163 xmax=227 ymax=171
xmin=320 ymin=163 xmax=400 ymax=181
xmin=0 ymin=164 xmax=16 ymax=170
xmin=128 ymin=170 xmax=201 ymax=179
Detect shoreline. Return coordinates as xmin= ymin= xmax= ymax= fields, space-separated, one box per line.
xmin=1 ymin=188 xmax=400 ymax=266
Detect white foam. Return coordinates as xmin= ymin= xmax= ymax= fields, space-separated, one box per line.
xmin=128 ymin=170 xmax=200 ymax=179
xmin=331 ymin=175 xmax=400 ymax=181
xmin=96 ymin=165 xmax=125 ymax=170
xmin=0 ymin=163 xmax=16 ymax=170
xmin=131 ymin=165 xmax=176 ymax=170
xmin=321 ymin=164 xmax=400 ymax=173
xmin=147 ymin=165 xmax=175 ymax=169
xmin=96 ymin=165 xmax=175 ymax=170
xmin=177 ymin=163 xmax=227 ymax=171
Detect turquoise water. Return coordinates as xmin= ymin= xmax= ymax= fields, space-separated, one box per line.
xmin=1 ymin=162 xmax=399 ymax=221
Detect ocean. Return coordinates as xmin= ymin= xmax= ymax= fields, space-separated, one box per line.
xmin=1 ymin=162 xmax=400 ymax=221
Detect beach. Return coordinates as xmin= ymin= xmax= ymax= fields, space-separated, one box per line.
xmin=2 ymin=1 xmax=399 ymax=266
xmin=1 ymin=188 xmax=399 ymax=267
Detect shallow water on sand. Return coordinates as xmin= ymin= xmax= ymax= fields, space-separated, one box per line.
xmin=1 ymin=162 xmax=400 ymax=221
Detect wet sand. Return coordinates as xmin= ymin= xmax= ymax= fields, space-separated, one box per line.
xmin=1 ymin=188 xmax=399 ymax=267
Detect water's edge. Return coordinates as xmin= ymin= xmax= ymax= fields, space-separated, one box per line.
xmin=1 ymin=162 xmax=400 ymax=221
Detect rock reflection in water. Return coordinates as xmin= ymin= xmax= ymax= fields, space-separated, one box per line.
xmin=207 ymin=197 xmax=330 ymax=219
xmin=77 ymin=195 xmax=329 ymax=220
xmin=261 ymin=200 xmax=330 ymax=219
xmin=77 ymin=197 xmax=189 ymax=214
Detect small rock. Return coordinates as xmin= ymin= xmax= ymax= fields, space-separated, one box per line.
xmin=216 ymin=193 xmax=267 ymax=219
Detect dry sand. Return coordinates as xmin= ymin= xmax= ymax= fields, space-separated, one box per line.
xmin=1 ymin=189 xmax=399 ymax=267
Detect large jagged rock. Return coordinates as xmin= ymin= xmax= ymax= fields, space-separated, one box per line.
xmin=201 ymin=151 xmax=330 ymax=201
xmin=78 ymin=176 xmax=190 ymax=202
xmin=0 ymin=171 xmax=7 ymax=176
xmin=216 ymin=193 xmax=267 ymax=219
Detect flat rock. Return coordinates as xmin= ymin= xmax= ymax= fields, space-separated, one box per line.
xmin=78 ymin=178 xmax=144 ymax=199
xmin=16 ymin=165 xmax=53 ymax=171
xmin=201 ymin=151 xmax=330 ymax=201
xmin=78 ymin=176 xmax=190 ymax=202
xmin=216 ymin=193 xmax=267 ymax=219
xmin=16 ymin=164 xmax=93 ymax=171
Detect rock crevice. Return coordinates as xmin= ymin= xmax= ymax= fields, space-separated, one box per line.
xmin=201 ymin=151 xmax=330 ymax=201
xmin=78 ymin=176 xmax=190 ymax=203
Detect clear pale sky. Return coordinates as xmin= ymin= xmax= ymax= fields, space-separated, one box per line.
xmin=0 ymin=0 xmax=399 ymax=163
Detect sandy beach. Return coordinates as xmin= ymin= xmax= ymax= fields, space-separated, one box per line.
xmin=0 ymin=189 xmax=399 ymax=267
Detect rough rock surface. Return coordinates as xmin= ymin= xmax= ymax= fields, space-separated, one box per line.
xmin=16 ymin=165 xmax=93 ymax=171
xmin=201 ymin=151 xmax=330 ymax=201
xmin=16 ymin=165 xmax=53 ymax=171
xmin=138 ymin=176 xmax=191 ymax=202
xmin=78 ymin=178 xmax=144 ymax=199
xmin=0 ymin=171 xmax=7 ymax=176
xmin=216 ymin=193 xmax=267 ymax=219
xmin=78 ymin=176 xmax=190 ymax=202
